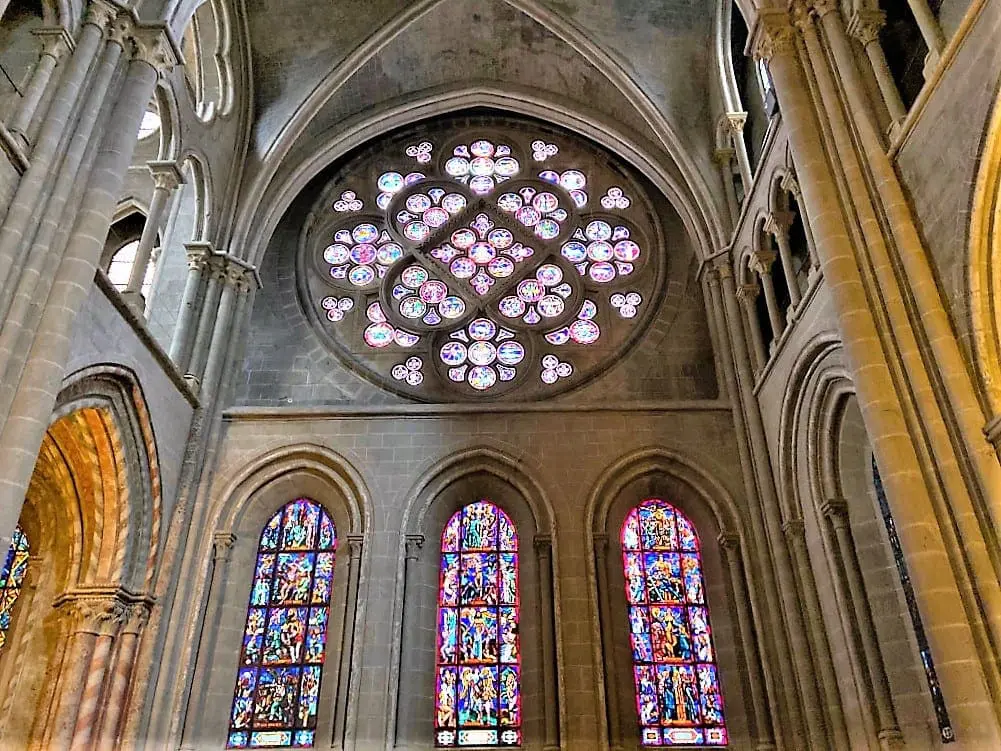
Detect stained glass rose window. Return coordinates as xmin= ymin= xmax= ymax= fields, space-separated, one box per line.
xmin=300 ymin=117 xmax=664 ymax=400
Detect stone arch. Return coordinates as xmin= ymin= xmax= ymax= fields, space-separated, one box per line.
xmin=0 ymin=364 xmax=161 ymax=749
xmin=584 ymin=447 xmax=758 ymax=750
xmin=177 ymin=0 xmax=234 ymax=122
xmin=173 ymin=150 xmax=213 ymax=243
xmin=391 ymin=445 xmax=560 ymax=750
xmin=969 ymin=90 xmax=1001 ymax=431
xmin=180 ymin=443 xmax=370 ymax=749
xmin=776 ymin=333 xmax=944 ymax=748
xmin=153 ymin=79 xmax=180 ymax=162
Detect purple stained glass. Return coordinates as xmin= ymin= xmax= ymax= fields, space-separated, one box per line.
xmin=0 ymin=527 xmax=29 ymax=652
xmin=228 ymin=499 xmax=336 ymax=749
xmin=435 ymin=501 xmax=520 ymax=747
xmin=621 ymin=499 xmax=727 ymax=746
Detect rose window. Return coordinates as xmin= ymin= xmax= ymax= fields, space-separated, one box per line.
xmin=300 ymin=117 xmax=664 ymax=400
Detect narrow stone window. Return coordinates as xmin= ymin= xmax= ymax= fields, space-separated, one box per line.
xmin=872 ymin=458 xmax=955 ymax=743
xmin=434 ymin=500 xmax=521 ymax=747
xmin=227 ymin=498 xmax=337 ymax=748
xmin=0 ymin=526 xmax=29 ymax=652
xmin=620 ymin=499 xmax=727 ymax=746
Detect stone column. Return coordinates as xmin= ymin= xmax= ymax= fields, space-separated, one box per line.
xmin=181 ymin=532 xmax=235 ymax=749
xmin=781 ymin=174 xmax=820 ymax=273
xmin=822 ymin=499 xmax=903 ymax=750
xmin=753 ymin=9 xmax=1000 ymax=739
xmin=0 ymin=20 xmax=178 ymax=560
xmin=200 ymin=263 xmax=252 ymax=401
xmin=736 ymin=281 xmax=768 ymax=371
xmin=49 ymin=597 xmax=124 ymax=749
xmin=5 ymin=27 xmax=73 ymax=143
xmin=70 ymin=599 xmax=127 ymax=751
xmin=717 ymin=534 xmax=775 ymax=751
xmin=184 ymin=255 xmax=225 ymax=388
xmin=714 ymin=147 xmax=741 ymax=226
xmin=0 ymin=0 xmax=115 ymax=302
xmin=848 ymin=11 xmax=907 ymax=127
xmin=122 ymin=160 xmax=184 ymax=312
xmin=716 ymin=258 xmax=818 ymax=746
xmin=901 ymin=0 xmax=946 ymax=73
xmin=95 ymin=603 xmax=150 ymax=750
xmin=169 ymin=241 xmax=212 ymax=369
xmin=394 ymin=534 xmax=424 ymax=744
xmin=782 ymin=519 xmax=850 ymax=748
xmin=534 ymin=535 xmax=559 ymax=751
xmin=765 ymin=211 xmax=802 ymax=308
xmin=750 ymin=249 xmax=785 ymax=342
xmin=726 ymin=111 xmax=754 ymax=189
xmin=592 ymin=534 xmax=622 ymax=750
xmin=333 ymin=534 xmax=363 ymax=747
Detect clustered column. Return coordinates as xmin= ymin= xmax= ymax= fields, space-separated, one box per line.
xmin=736 ymin=279 xmax=768 ymax=371
xmin=534 ymin=535 xmax=559 ymax=751
xmin=5 ymin=27 xmax=74 ymax=145
xmin=847 ymin=11 xmax=906 ymax=127
xmin=749 ymin=249 xmax=785 ymax=347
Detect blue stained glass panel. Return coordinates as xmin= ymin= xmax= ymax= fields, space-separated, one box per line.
xmin=0 ymin=527 xmax=28 ymax=652
xmin=227 ymin=499 xmax=336 ymax=749
xmin=621 ymin=499 xmax=727 ymax=746
xmin=435 ymin=501 xmax=520 ymax=747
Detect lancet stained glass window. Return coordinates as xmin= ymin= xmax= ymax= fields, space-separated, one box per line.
xmin=0 ymin=526 xmax=29 ymax=651
xmin=227 ymin=499 xmax=336 ymax=749
xmin=621 ymin=499 xmax=727 ymax=746
xmin=434 ymin=501 xmax=521 ymax=747
xmin=301 ymin=116 xmax=664 ymax=401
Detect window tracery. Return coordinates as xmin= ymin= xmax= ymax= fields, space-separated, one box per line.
xmin=0 ymin=526 xmax=28 ymax=652
xmin=434 ymin=501 xmax=521 ymax=747
xmin=621 ymin=499 xmax=727 ymax=746
xmin=227 ymin=499 xmax=336 ymax=749
xmin=301 ymin=117 xmax=663 ymax=401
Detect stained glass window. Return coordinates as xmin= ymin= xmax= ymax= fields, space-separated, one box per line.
xmin=621 ymin=499 xmax=727 ymax=746
xmin=0 ymin=526 xmax=29 ymax=652
xmin=301 ymin=117 xmax=663 ymax=401
xmin=434 ymin=501 xmax=521 ymax=747
xmin=872 ymin=458 xmax=954 ymax=742
xmin=227 ymin=499 xmax=337 ymax=749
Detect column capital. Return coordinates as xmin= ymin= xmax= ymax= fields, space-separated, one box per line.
xmin=533 ymin=534 xmax=553 ymax=556
xmin=749 ymin=9 xmax=797 ymax=62
xmin=821 ymin=497 xmax=850 ymax=524
xmin=712 ymin=146 xmax=736 ymax=165
xmin=130 ymin=22 xmax=181 ymax=76
xmin=593 ymin=533 xmax=609 ymax=556
xmin=807 ymin=0 xmax=841 ymax=17
xmin=57 ymin=593 xmax=129 ymax=636
xmin=346 ymin=533 xmax=364 ymax=560
xmin=724 ymin=111 xmax=748 ymax=134
xmin=83 ymin=0 xmax=120 ymax=31
xmin=184 ymin=241 xmax=214 ymax=270
xmin=121 ymin=602 xmax=151 ymax=635
xmin=984 ymin=413 xmax=1001 ymax=449
xmin=712 ymin=254 xmax=735 ymax=280
xmin=781 ymin=518 xmax=806 ymax=542
xmin=32 ymin=27 xmax=75 ymax=58
xmin=790 ymin=0 xmax=815 ymax=32
xmin=847 ymin=9 xmax=886 ymax=46
xmin=736 ymin=281 xmax=761 ymax=302
xmin=781 ymin=172 xmax=802 ymax=199
xmin=148 ymin=160 xmax=185 ymax=192
xmin=404 ymin=533 xmax=425 ymax=561
xmin=765 ymin=210 xmax=795 ymax=237
xmin=749 ymin=249 xmax=778 ymax=275
xmin=212 ymin=532 xmax=236 ymax=562
xmin=716 ymin=532 xmax=741 ymax=552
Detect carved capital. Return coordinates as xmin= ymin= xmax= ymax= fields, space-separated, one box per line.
xmin=130 ymin=23 xmax=180 ymax=76
xmin=60 ymin=595 xmax=128 ymax=636
xmin=105 ymin=12 xmax=134 ymax=48
xmin=716 ymin=533 xmax=740 ymax=553
xmin=724 ymin=111 xmax=748 ymax=134
xmin=184 ymin=241 xmax=213 ymax=271
xmin=848 ymin=9 xmax=886 ymax=46
xmin=83 ymin=0 xmax=119 ymax=31
xmin=781 ymin=518 xmax=806 ymax=543
xmin=712 ymin=254 xmax=735 ymax=280
xmin=809 ymin=0 xmax=841 ymax=16
xmin=790 ymin=0 xmax=815 ymax=32
xmin=404 ymin=534 xmax=424 ymax=561
xmin=765 ymin=210 xmax=795 ymax=238
xmin=712 ymin=147 xmax=735 ymax=166
xmin=533 ymin=535 xmax=552 ymax=557
xmin=984 ymin=413 xmax=1001 ymax=448
xmin=212 ymin=532 xmax=236 ymax=562
xmin=148 ymin=160 xmax=185 ymax=192
xmin=347 ymin=533 xmax=364 ymax=561
xmin=32 ymin=27 xmax=74 ymax=59
xmin=750 ymin=9 xmax=797 ymax=62
xmin=121 ymin=603 xmax=151 ymax=635
xmin=736 ymin=281 xmax=760 ymax=302
xmin=749 ymin=249 xmax=778 ymax=275
xmin=821 ymin=497 xmax=850 ymax=529
xmin=781 ymin=172 xmax=802 ymax=199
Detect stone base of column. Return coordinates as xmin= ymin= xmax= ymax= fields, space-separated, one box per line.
xmin=119 ymin=289 xmax=146 ymax=315
xmin=182 ymin=374 xmax=201 ymax=394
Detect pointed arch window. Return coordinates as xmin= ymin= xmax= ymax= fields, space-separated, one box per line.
xmin=435 ymin=500 xmax=521 ymax=747
xmin=621 ymin=499 xmax=727 ymax=746
xmin=227 ymin=499 xmax=337 ymax=749
xmin=0 ymin=526 xmax=29 ymax=652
